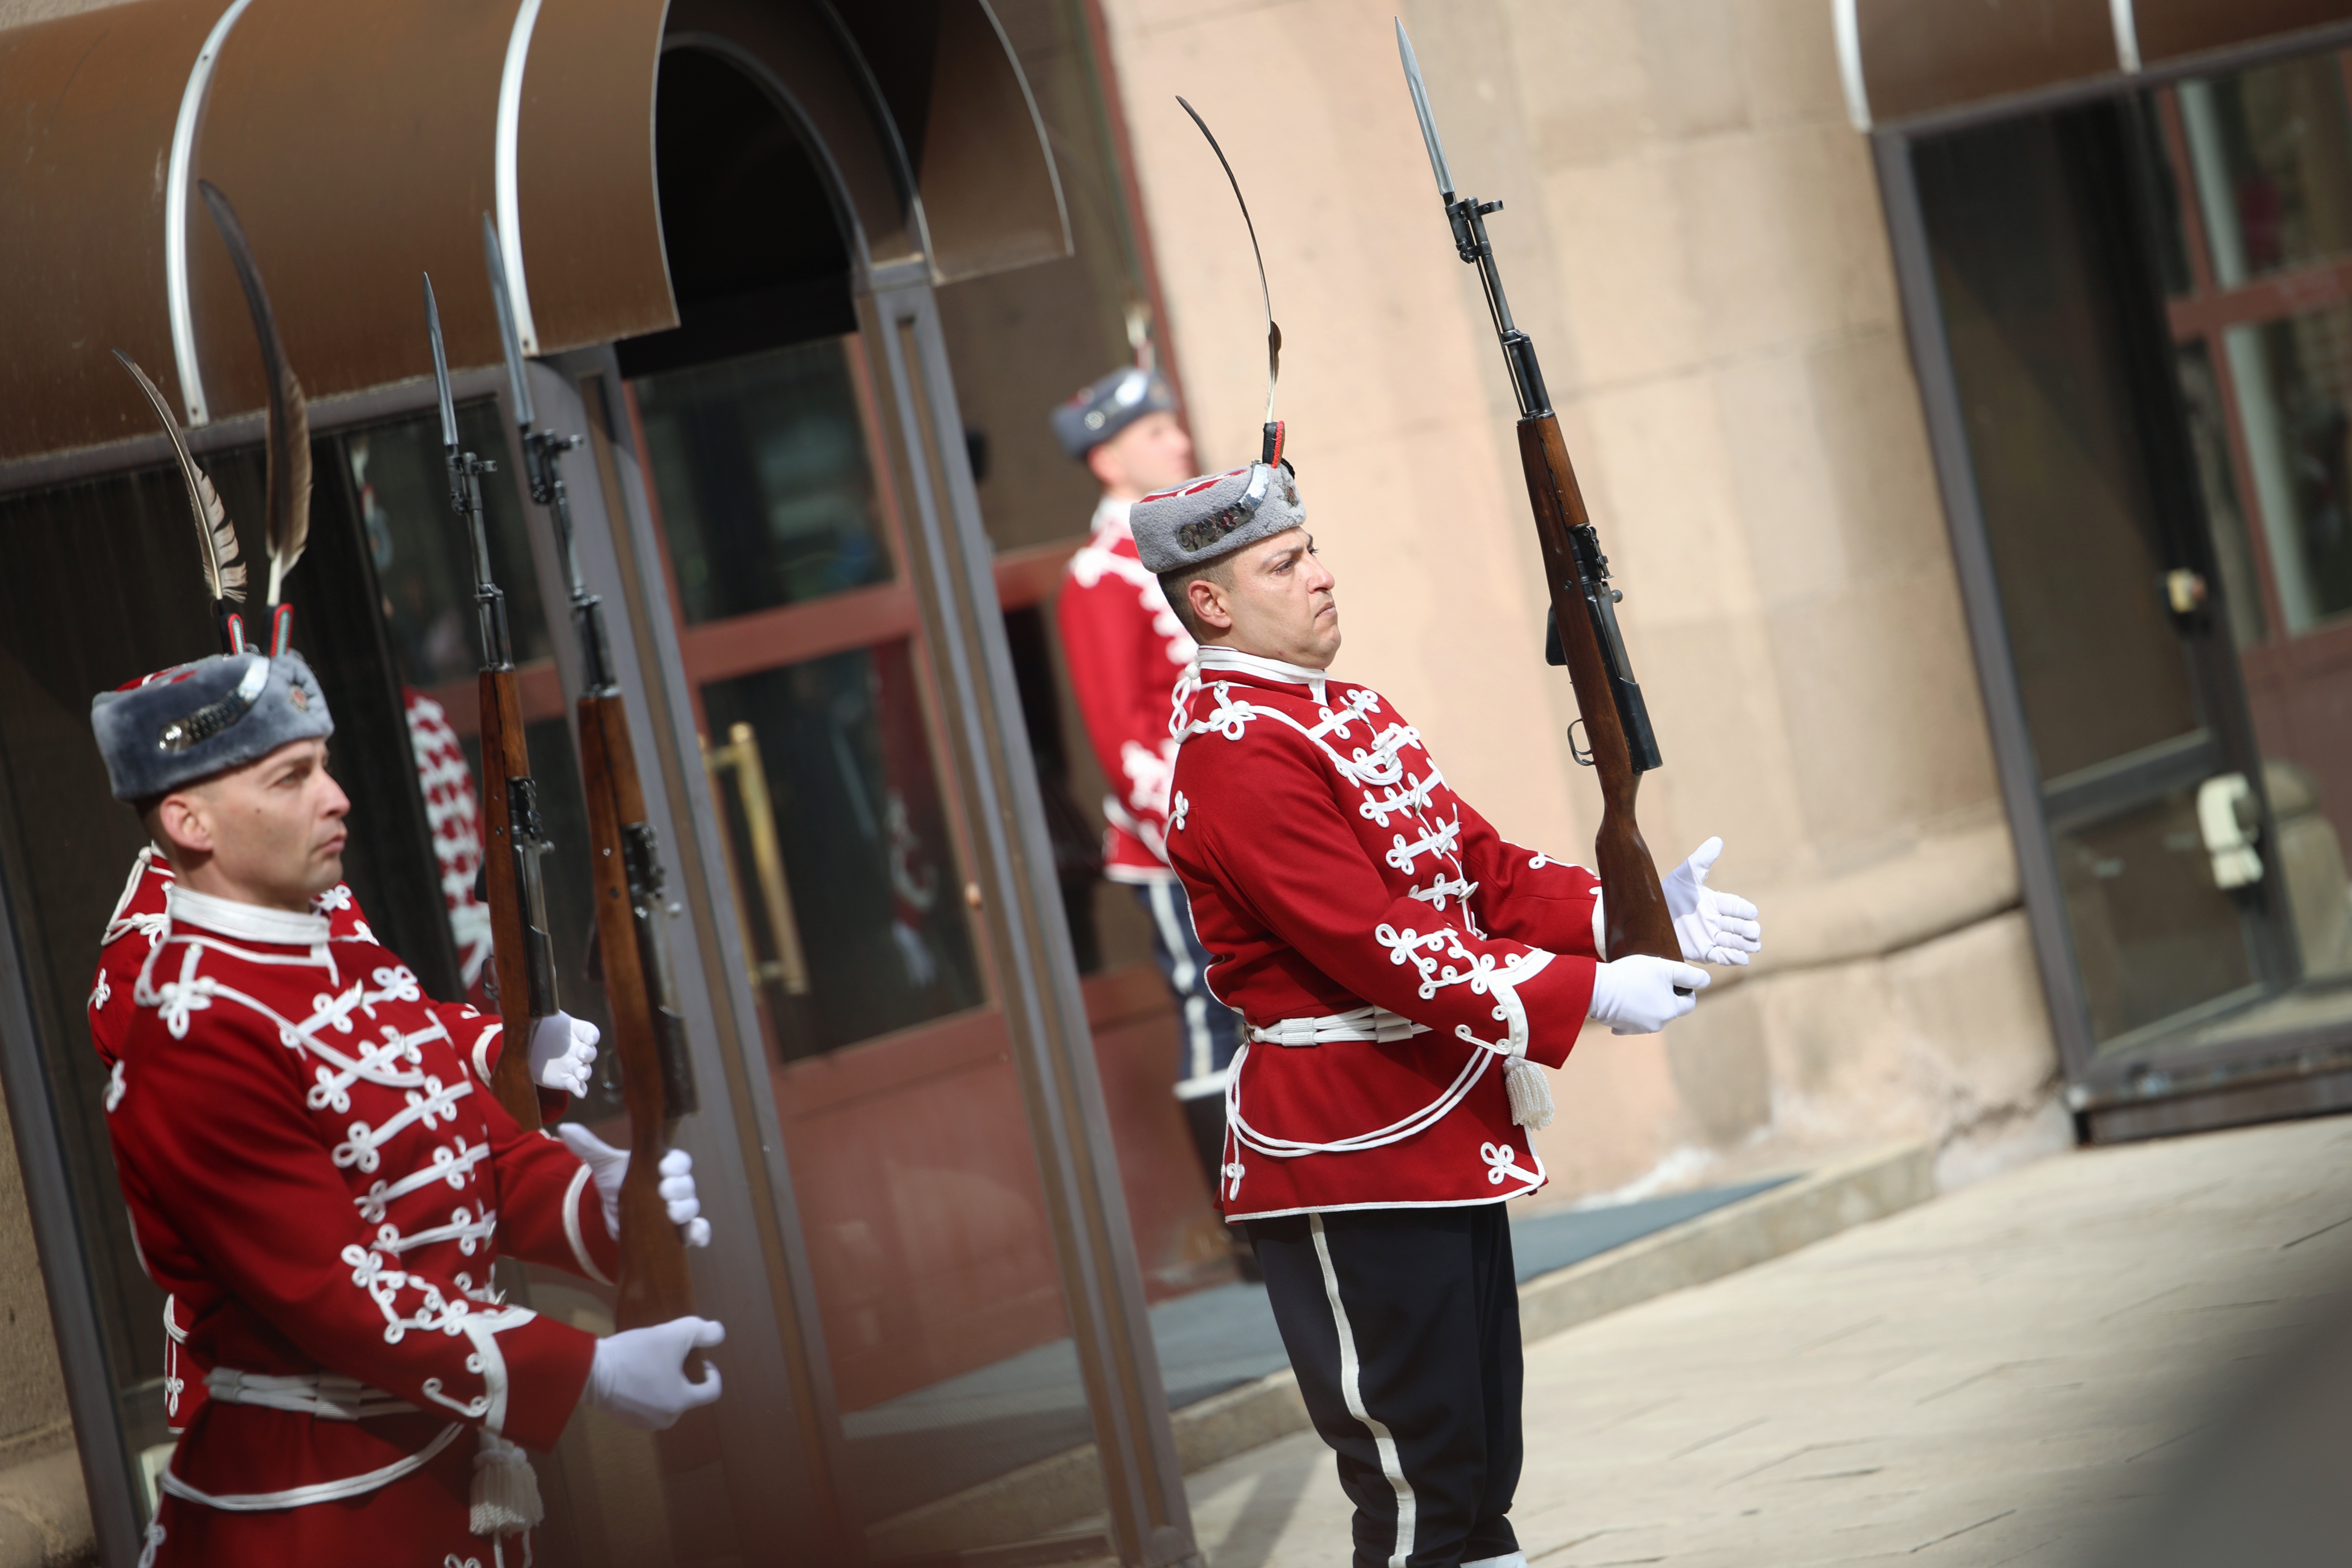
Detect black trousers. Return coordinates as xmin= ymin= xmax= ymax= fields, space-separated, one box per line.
xmin=1248 ymin=1205 xmax=1524 ymax=1568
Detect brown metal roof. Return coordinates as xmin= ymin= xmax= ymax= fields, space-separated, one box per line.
xmin=1838 ymin=0 xmax=2352 ymax=132
xmin=0 ymin=0 xmax=671 ymax=465
xmin=0 ymin=0 xmax=1069 ymax=468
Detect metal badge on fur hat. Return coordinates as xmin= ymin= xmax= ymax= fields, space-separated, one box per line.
xmin=1132 ymin=461 xmax=1306 ymax=573
xmin=90 ymin=652 xmax=334 ymax=802
xmin=1051 ymin=366 xmax=1174 ymax=459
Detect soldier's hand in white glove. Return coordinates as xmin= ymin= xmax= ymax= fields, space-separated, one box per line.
xmin=1662 ymin=837 xmax=1762 ymax=966
xmin=586 ymin=1317 xmax=724 ymax=1430
xmin=557 ymin=1123 xmax=713 ymax=1248
xmin=530 ymin=1012 xmax=600 ymax=1096
xmin=1587 ymin=955 xmax=1710 ymax=1035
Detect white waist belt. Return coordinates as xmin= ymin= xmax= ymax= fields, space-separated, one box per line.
xmin=1248 ymin=1006 xmax=1431 ymax=1048
xmin=206 ymin=1368 xmax=419 ymax=1422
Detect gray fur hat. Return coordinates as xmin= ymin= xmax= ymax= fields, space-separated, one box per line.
xmin=1050 ymin=365 xmax=1175 ymax=459
xmin=1131 ymin=461 xmax=1306 ymax=573
xmin=91 ymin=651 xmax=333 ymax=802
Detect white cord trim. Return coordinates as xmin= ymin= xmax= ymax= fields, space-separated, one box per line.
xmin=1223 ymin=1038 xmax=1492 ymax=1169
xmin=159 ymin=1421 xmax=464 ymax=1510
xmin=562 ymin=1162 xmax=613 ymax=1285
xmin=1248 ymin=1007 xmax=1428 ymax=1047
xmin=206 ymin=1368 xmax=419 ymax=1422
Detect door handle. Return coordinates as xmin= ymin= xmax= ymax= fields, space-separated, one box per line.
xmin=703 ymin=722 xmax=813 ymax=996
xmin=2196 ymin=773 xmax=2263 ymax=889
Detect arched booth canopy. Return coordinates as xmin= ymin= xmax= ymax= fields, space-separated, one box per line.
xmin=0 ymin=0 xmax=1069 ymax=466
xmin=1835 ymin=0 xmax=2352 ymax=132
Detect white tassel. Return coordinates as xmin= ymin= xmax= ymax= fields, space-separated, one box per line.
xmin=1505 ymin=1055 xmax=1554 ymax=1131
xmin=471 ymin=1431 xmax=544 ymax=1540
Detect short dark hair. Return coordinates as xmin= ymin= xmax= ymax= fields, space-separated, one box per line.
xmin=1158 ymin=557 xmax=1236 ymax=643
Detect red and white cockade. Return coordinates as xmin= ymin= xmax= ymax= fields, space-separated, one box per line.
xmin=1058 ymin=496 xmax=1198 ymax=882
xmin=107 ymin=884 xmax=612 ymax=1563
xmin=1165 ymin=648 xmax=1607 ymax=1220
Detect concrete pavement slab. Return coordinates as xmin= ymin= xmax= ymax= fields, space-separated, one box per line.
xmin=1181 ymin=1114 xmax=2352 ymax=1567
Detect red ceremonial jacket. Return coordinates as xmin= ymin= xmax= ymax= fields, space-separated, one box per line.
xmin=91 ymin=851 xmax=529 ymax=1443
xmin=1165 ymin=648 xmax=1604 ymax=1219
xmin=105 ymin=885 xmax=613 ymax=1528
xmin=1058 ymin=497 xmax=1196 ymax=882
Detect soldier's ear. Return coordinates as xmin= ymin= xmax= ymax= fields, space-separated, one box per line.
xmin=152 ymin=791 xmax=214 ymax=860
xmin=1187 ymin=574 xmax=1233 ymax=632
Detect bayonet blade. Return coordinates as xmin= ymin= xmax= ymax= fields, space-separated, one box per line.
xmin=1395 ymin=19 xmax=1456 ymax=199
xmin=481 ymin=214 xmax=537 ymax=433
xmin=423 ymin=274 xmax=459 ymax=453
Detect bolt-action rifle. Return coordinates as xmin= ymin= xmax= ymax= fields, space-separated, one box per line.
xmin=1396 ymin=22 xmax=1683 ymax=975
xmin=424 ymin=273 xmax=561 ymax=1131
xmin=481 ymin=217 xmax=700 ymax=1333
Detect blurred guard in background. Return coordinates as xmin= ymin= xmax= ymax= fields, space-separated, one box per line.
xmin=1052 ymin=359 xmax=1256 ymax=1275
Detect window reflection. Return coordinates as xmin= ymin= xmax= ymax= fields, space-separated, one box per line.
xmin=2224 ymin=303 xmax=2352 ymax=632
xmin=341 ymin=402 xmax=551 ymax=685
xmin=634 ymin=341 xmax=892 ymax=623
xmin=2178 ymin=58 xmax=2352 ymax=287
xmin=2061 ymin=788 xmax=2260 ymax=1048
xmin=703 ymin=641 xmax=983 ymax=1058
xmin=2175 ymin=341 xmax=2270 ymax=647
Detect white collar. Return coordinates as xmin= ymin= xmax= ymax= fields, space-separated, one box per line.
xmin=167 ymin=884 xmax=331 ymax=945
xmin=1195 ymin=646 xmax=1333 ymax=706
xmin=1090 ymin=494 xmax=1134 ymax=538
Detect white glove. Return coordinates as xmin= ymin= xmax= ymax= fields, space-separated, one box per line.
xmin=556 ymin=1123 xmax=713 ymax=1248
xmin=530 ymin=1012 xmax=600 ymax=1097
xmin=585 ymin=1317 xmax=725 ymax=1430
xmin=1662 ymin=837 xmax=1762 ymax=966
xmin=1588 ymin=955 xmax=1710 ymax=1035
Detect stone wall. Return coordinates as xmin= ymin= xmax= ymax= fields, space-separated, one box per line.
xmin=1096 ymin=0 xmax=2069 ymax=1194
xmin=0 ymin=1073 xmax=82 ymax=1566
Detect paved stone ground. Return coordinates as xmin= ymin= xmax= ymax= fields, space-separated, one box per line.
xmin=1178 ymin=1113 xmax=2352 ymax=1567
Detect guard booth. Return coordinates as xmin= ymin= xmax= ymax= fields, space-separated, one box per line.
xmin=1842 ymin=0 xmax=2352 ymax=1139
xmin=0 ymin=2 xmax=1215 ymax=1564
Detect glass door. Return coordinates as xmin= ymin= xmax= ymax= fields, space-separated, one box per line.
xmin=1902 ymin=49 xmax=2352 ymax=1127
xmin=626 ymin=335 xmax=1128 ymax=1544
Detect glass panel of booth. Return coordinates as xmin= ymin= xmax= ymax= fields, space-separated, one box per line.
xmin=0 ymin=402 xmax=612 ymax=1529
xmin=1913 ymin=100 xmax=2286 ymax=1058
xmin=1907 ymin=46 xmax=2352 ymax=1073
xmin=620 ymin=322 xmax=1239 ymax=1542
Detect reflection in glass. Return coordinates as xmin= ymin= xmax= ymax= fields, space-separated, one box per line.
xmin=2178 ymin=58 xmax=2352 ymax=286
xmin=2268 ymin=760 xmax=2352 ymax=979
xmin=634 ymin=340 xmax=891 ymax=624
xmin=339 ymin=401 xmax=551 ymax=686
xmin=1917 ymin=113 xmax=2203 ymax=783
xmin=702 ymin=641 xmax=982 ymax=1058
xmin=328 ymin=406 xmax=620 ymax=1120
xmin=2174 ymin=341 xmax=2270 ymax=647
xmin=2127 ymin=91 xmax=2195 ymax=298
xmin=2062 ymin=789 xmax=2259 ymax=1047
xmin=2224 ymin=303 xmax=2352 ymax=632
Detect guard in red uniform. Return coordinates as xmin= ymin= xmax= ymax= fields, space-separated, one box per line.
xmin=1052 ymin=365 xmax=1256 ymax=1256
xmin=89 ymin=650 xmax=720 ymax=1566
xmin=1136 ymin=458 xmax=1761 ymax=1568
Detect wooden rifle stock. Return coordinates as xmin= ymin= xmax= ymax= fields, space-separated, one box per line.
xmin=577 ymin=690 xmax=697 ymax=1332
xmin=1517 ymin=416 xmax=1679 ymax=964
xmin=477 ymin=668 xmax=549 ymax=1130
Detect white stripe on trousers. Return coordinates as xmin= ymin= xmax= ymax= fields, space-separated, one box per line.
xmin=1146 ymin=879 xmax=1216 ymax=1085
xmin=1310 ymin=1212 xmax=1416 ymax=1568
